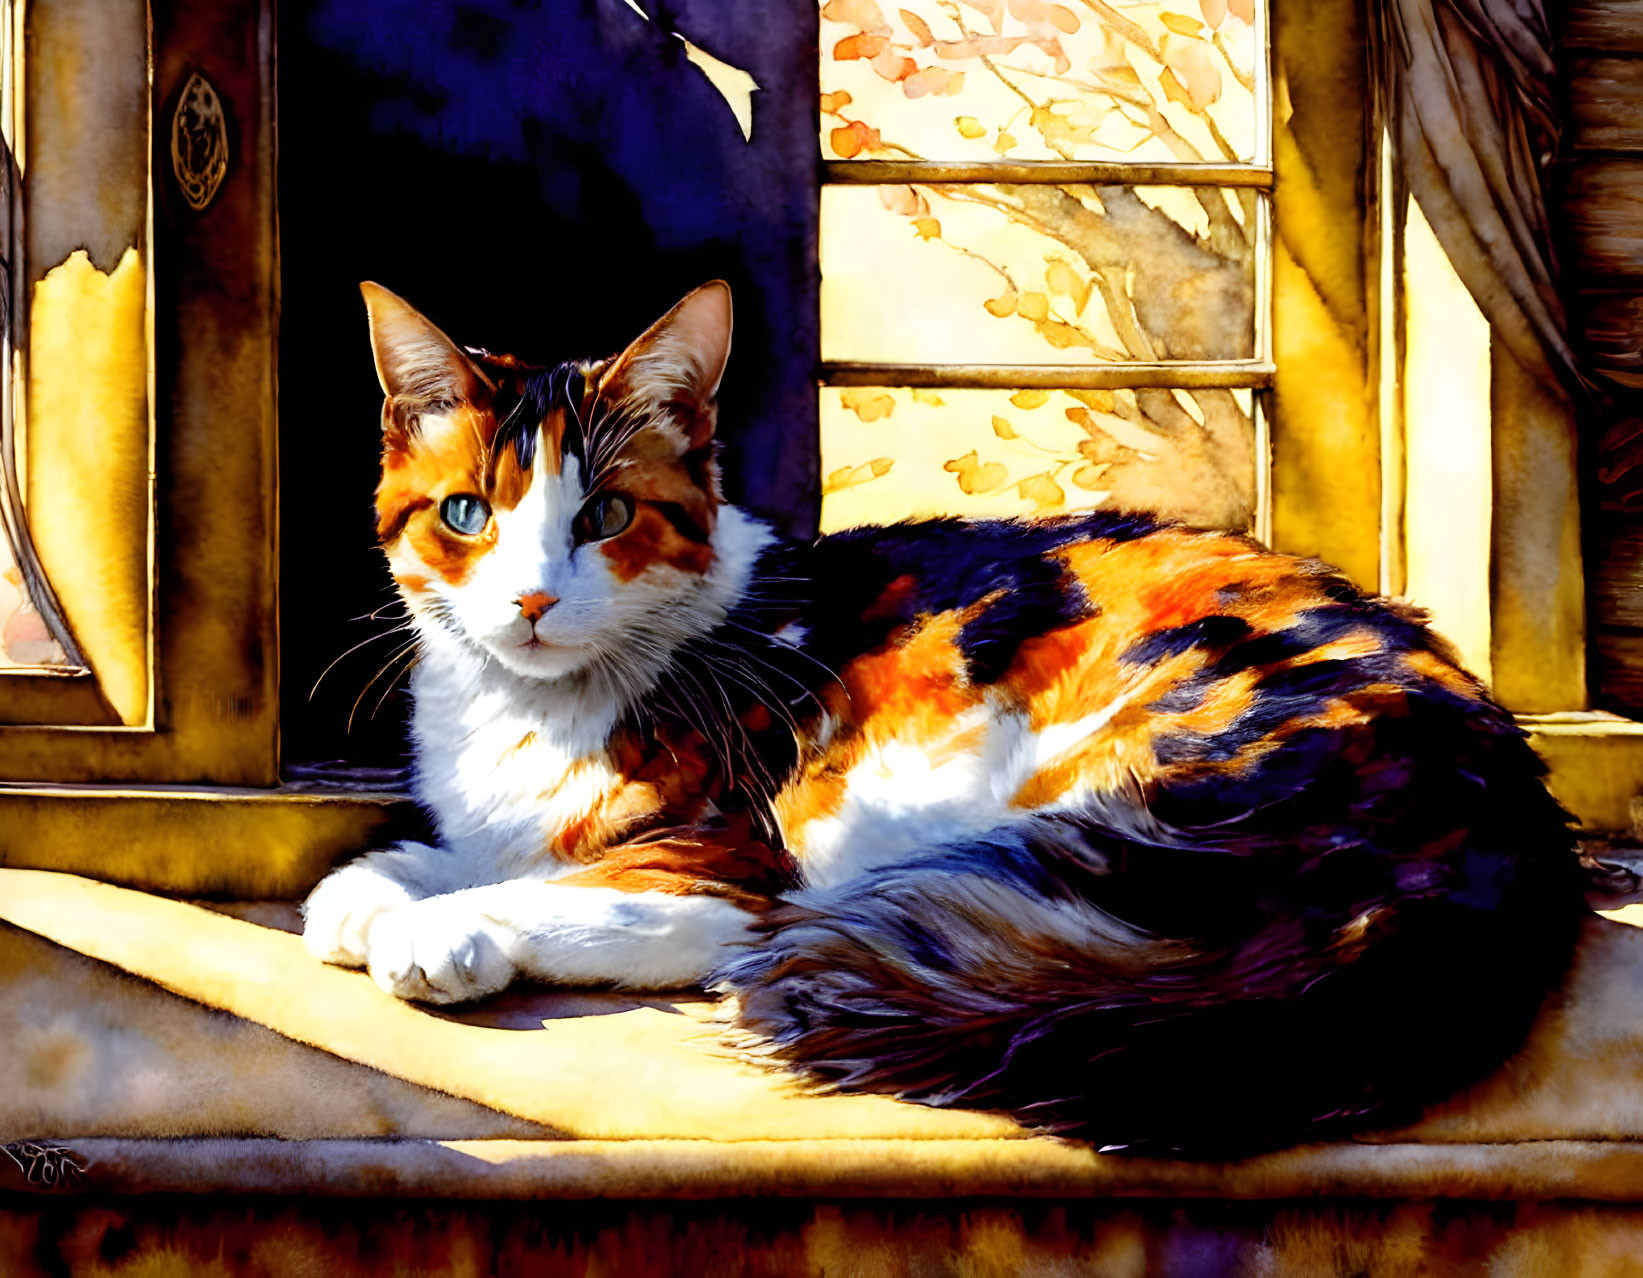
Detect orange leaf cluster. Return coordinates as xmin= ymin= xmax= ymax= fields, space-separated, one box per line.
xmin=1007 ymin=0 xmax=1079 ymax=36
xmin=833 ymin=33 xmax=887 ymax=60
xmin=1160 ymin=11 xmax=1205 ymax=37
xmin=1016 ymin=472 xmax=1066 ymax=509
xmin=904 ymin=66 xmax=966 ymax=98
xmin=899 ymin=7 xmax=934 ymax=44
xmin=1160 ymin=34 xmax=1222 ymax=108
xmin=880 ymin=184 xmax=930 ymax=216
xmin=840 ymin=389 xmax=897 ymax=422
xmin=820 ymin=90 xmax=853 ymax=115
xmin=1045 ymin=258 xmax=1093 ymax=314
xmin=1066 ymin=389 xmax=1117 ymax=412
xmin=823 ymin=458 xmax=896 ymax=495
xmin=1033 ymin=318 xmax=1099 ymax=351
xmin=829 ymin=120 xmax=883 ymax=158
xmin=944 ymin=451 xmax=1010 ymax=495
xmin=1072 ymin=462 xmax=1110 ymax=491
xmin=960 ymin=0 xmax=1006 ymax=32
xmin=822 ymin=0 xmax=891 ymax=33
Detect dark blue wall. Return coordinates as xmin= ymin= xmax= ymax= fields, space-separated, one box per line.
xmin=279 ymin=0 xmax=818 ymax=768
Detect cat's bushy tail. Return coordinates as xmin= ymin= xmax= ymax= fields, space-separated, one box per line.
xmin=714 ymin=716 xmax=1584 ymax=1154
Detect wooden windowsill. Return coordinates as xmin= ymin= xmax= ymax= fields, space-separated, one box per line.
xmin=4 ymin=867 xmax=1643 ymax=1203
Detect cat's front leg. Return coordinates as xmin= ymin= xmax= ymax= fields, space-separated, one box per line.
xmin=302 ymin=841 xmax=474 ymax=968
xmin=365 ymin=880 xmax=758 ymax=1004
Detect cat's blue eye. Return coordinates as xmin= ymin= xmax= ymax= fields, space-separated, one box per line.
xmin=440 ymin=494 xmax=491 ymax=536
xmin=572 ymin=493 xmax=634 ymax=544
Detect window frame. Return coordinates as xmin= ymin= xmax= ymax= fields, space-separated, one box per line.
xmin=0 ymin=0 xmax=396 ymax=897
xmin=0 ymin=0 xmax=1630 ymax=901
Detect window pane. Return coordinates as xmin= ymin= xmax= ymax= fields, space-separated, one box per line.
xmin=818 ymin=385 xmax=1256 ymax=532
xmin=821 ymin=183 xmax=1257 ymax=364
xmin=820 ymin=0 xmax=1262 ymax=164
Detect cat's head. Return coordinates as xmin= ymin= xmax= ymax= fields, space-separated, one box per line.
xmin=361 ymin=281 xmax=734 ymax=682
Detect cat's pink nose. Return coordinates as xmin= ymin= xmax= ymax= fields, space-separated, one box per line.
xmin=516 ymin=591 xmax=558 ymax=623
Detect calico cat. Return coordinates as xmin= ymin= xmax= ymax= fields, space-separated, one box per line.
xmin=303 ymin=279 xmax=1583 ymax=1153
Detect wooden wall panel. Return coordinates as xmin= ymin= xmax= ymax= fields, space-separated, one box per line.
xmin=1567 ymin=0 xmax=1643 ymax=53
xmin=1567 ymin=2 xmax=1643 ymax=716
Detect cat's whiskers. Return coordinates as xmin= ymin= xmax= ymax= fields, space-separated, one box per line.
xmin=347 ymin=637 xmax=421 ymax=734
xmin=310 ymin=621 xmax=417 ymax=702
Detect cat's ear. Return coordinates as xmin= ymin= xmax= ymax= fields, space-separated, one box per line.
xmin=360 ymin=282 xmax=493 ymax=406
xmin=598 ymin=281 xmax=733 ymax=450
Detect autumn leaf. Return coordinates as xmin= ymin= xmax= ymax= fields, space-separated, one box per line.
xmin=1099 ymin=65 xmax=1143 ymax=90
xmin=960 ymin=0 xmax=1005 ymax=33
xmin=1160 ymin=12 xmax=1205 ymax=37
xmin=904 ymin=66 xmax=966 ymax=98
xmin=954 ymin=115 xmax=986 ymax=139
xmin=1199 ymin=0 xmax=1228 ymax=26
xmin=1065 ymin=406 xmax=1096 ymax=434
xmin=1017 ymin=291 xmax=1050 ymax=321
xmin=833 ymin=33 xmax=888 ymax=60
xmin=822 ymin=458 xmax=897 ymax=495
xmin=1077 ymin=436 xmax=1119 ymax=464
xmin=822 ymin=0 xmax=892 ymax=32
xmin=993 ymin=130 xmax=1018 ymax=153
xmin=1009 ymin=390 xmax=1050 ymax=409
xmin=912 ymin=216 xmax=943 ymax=240
xmin=1035 ymin=319 xmax=1097 ymax=350
xmin=1029 ymin=103 xmax=1095 ymax=159
xmin=910 ymin=389 xmax=946 ymax=405
xmin=820 ymin=90 xmax=853 ymax=114
xmin=1072 ymin=462 xmax=1110 ymax=491
xmin=1065 ymin=389 xmax=1116 ymax=412
xmin=871 ymin=47 xmax=919 ymax=81
xmin=1162 ymin=37 xmax=1223 ymax=108
xmin=840 ymin=388 xmax=896 ymax=422
xmin=1228 ymin=0 xmax=1254 ymax=20
xmin=991 ymin=415 xmax=1017 ymax=439
xmin=829 ymin=120 xmax=881 ymax=157
xmin=944 ymin=450 xmax=1010 ymax=495
xmin=1044 ymin=257 xmax=1092 ymax=314
xmin=1007 ymin=0 xmax=1079 ymax=35
xmin=1016 ymin=472 xmax=1067 ymax=510
xmin=879 ymin=184 xmax=929 ymax=216
xmin=984 ymin=286 xmax=1018 ymax=318
xmin=899 ymin=7 xmax=934 ymax=44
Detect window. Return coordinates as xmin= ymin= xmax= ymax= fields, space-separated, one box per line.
xmin=0 ymin=0 xmax=1632 ymax=895
xmin=814 ymin=0 xmax=1272 ymax=538
xmin=0 ymin=0 xmax=398 ymax=894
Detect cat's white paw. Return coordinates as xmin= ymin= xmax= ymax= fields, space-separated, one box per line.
xmin=302 ymin=860 xmax=421 ymax=968
xmin=366 ymin=896 xmax=518 ymax=1004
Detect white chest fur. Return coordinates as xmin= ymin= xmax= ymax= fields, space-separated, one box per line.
xmin=409 ymin=638 xmax=623 ymax=878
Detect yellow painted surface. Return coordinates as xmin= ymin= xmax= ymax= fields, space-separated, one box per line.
xmin=1269 ymin=234 xmax=1379 ymax=588
xmin=1402 ymin=202 xmax=1492 ymax=683
xmin=25 ymin=249 xmax=150 ymax=725
xmin=1526 ymin=716 xmax=1643 ymax=834
xmin=1489 ymin=343 xmax=1586 ymax=712
xmin=0 ymin=786 xmax=403 ymax=898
